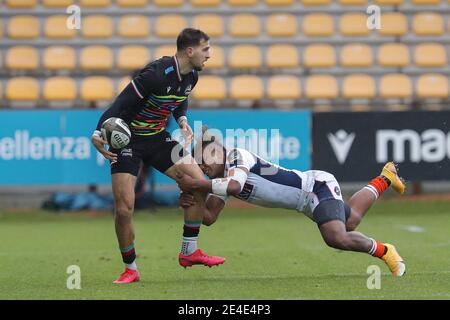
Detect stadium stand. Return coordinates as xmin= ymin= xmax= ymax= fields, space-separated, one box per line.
xmin=6 ymin=0 xmax=37 ymax=8
xmin=192 ymin=75 xmax=227 ymax=101
xmin=8 ymin=16 xmax=39 ymax=39
xmin=0 ymin=1 xmax=450 ymax=110
xmin=43 ymin=46 xmax=76 ymax=71
xmin=6 ymin=46 xmax=39 ymax=71
xmin=45 ymin=15 xmax=77 ymax=39
xmin=116 ymin=0 xmax=147 ymax=7
xmin=192 ymin=14 xmax=225 ymax=38
xmin=42 ymin=0 xmax=74 ymax=7
xmin=229 ymin=45 xmax=262 ymax=69
xmin=266 ymin=44 xmax=299 ymax=69
xmin=43 ymin=76 xmax=77 ymax=103
xmin=118 ymin=15 xmax=150 ymax=38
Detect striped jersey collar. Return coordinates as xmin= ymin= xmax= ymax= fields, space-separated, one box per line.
xmin=173 ymin=56 xmax=182 ymax=82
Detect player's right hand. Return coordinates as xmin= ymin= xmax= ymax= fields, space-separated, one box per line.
xmin=179 ymin=192 xmax=196 ymax=208
xmin=91 ymin=134 xmax=118 ymax=162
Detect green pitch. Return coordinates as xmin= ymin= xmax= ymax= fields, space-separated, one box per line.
xmin=0 ymin=199 xmax=449 ymax=300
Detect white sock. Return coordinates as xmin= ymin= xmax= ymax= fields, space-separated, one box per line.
xmin=368 ymin=238 xmax=377 ymax=255
xmin=125 ymin=260 xmax=137 ymax=270
xmin=181 ymin=237 xmax=198 ymax=255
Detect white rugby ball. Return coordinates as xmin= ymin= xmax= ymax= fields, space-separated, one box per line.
xmin=101 ymin=117 xmax=131 ymax=149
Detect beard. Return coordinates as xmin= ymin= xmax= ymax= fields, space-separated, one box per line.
xmin=194 ymin=65 xmax=203 ymax=72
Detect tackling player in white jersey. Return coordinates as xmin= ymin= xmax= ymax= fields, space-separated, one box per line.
xmin=176 ymin=127 xmax=407 ymax=276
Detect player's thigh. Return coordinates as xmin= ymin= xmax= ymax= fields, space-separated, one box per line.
xmin=112 ymin=173 xmax=137 ymax=211
xmin=313 ymin=199 xmax=347 ymax=226
xmin=164 ymin=154 xmax=205 ymax=180
xmin=317 ymin=218 xmax=348 ymax=247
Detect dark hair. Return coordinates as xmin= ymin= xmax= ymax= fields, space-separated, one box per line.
xmin=177 ymin=28 xmax=210 ymax=51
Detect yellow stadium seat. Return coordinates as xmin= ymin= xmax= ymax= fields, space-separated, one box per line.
xmin=379 ymin=74 xmax=412 ymax=98
xmin=45 ymin=15 xmax=77 ymax=39
xmin=154 ymin=0 xmax=183 ymax=6
xmin=266 ymin=14 xmax=297 ymax=37
xmin=230 ymin=76 xmax=263 ymax=100
xmin=229 ymin=14 xmax=261 ymax=38
xmin=192 ymin=14 xmax=224 ymax=38
xmin=229 ymin=45 xmax=262 ymax=69
xmin=81 ymin=77 xmax=114 ymax=101
xmin=117 ymin=77 xmax=131 ymax=94
xmin=228 ymin=0 xmax=257 ymax=5
xmin=414 ymin=43 xmax=447 ymax=67
xmin=340 ymin=13 xmax=370 ymax=36
xmin=265 ymin=0 xmax=294 ymax=5
xmin=338 ymin=0 xmax=367 ymax=4
xmin=412 ymin=0 xmax=440 ymax=4
xmin=377 ymin=43 xmax=410 ymax=67
xmin=43 ymin=0 xmax=74 ymax=7
xmin=342 ymin=74 xmax=375 ymax=99
xmin=43 ymin=46 xmax=76 ymax=71
xmin=305 ymin=75 xmax=338 ymax=99
xmin=80 ymin=46 xmax=113 ymax=71
xmin=6 ymin=46 xmax=38 ymax=70
xmin=0 ymin=19 xmax=3 ymax=39
xmin=301 ymin=0 xmax=331 ymax=5
xmin=379 ymin=13 xmax=408 ymax=36
xmin=154 ymin=45 xmax=176 ymax=59
xmin=303 ymin=14 xmax=334 ymax=37
xmin=192 ymin=76 xmax=226 ymax=100
xmin=267 ymin=75 xmax=301 ymax=100
xmin=413 ymin=13 xmax=444 ymax=36
xmin=118 ymin=46 xmax=151 ymax=71
xmin=116 ymin=0 xmax=147 ymax=7
xmin=191 ymin=0 xmax=220 ymax=6
xmin=155 ymin=15 xmax=188 ymax=38
xmin=79 ymin=0 xmax=111 ymax=7
xmin=416 ymin=74 xmax=449 ymax=98
xmin=118 ymin=15 xmax=150 ymax=38
xmin=6 ymin=0 xmax=37 ymax=8
xmin=81 ymin=15 xmax=113 ymax=39
xmin=204 ymin=45 xmax=225 ymax=69
xmin=6 ymin=77 xmax=39 ymax=101
xmin=340 ymin=44 xmax=373 ymax=68
xmin=8 ymin=16 xmax=39 ymax=39
xmin=43 ymin=77 xmax=77 ymax=101
xmin=303 ymin=44 xmax=336 ymax=68
xmin=266 ymin=44 xmax=299 ymax=69
xmin=374 ymin=0 xmax=403 ymax=4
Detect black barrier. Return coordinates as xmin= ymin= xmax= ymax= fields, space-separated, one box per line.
xmin=313 ymin=111 xmax=450 ymax=181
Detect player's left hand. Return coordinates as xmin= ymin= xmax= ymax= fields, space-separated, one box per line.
xmin=176 ymin=173 xmax=195 ymax=192
xmin=179 ymin=192 xmax=196 ymax=208
xmin=179 ymin=120 xmax=193 ymax=147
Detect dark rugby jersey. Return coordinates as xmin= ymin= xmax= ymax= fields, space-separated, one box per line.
xmin=96 ymin=56 xmax=198 ymax=138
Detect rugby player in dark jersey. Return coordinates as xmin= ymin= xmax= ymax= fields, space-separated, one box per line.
xmin=91 ymin=28 xmax=225 ymax=284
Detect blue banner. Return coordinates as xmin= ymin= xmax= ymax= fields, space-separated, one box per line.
xmin=0 ymin=110 xmax=310 ymax=185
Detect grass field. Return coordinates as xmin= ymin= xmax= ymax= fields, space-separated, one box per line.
xmin=0 ymin=198 xmax=449 ymax=300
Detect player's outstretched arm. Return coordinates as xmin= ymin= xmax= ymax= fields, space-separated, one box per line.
xmin=176 ymin=167 xmax=248 ymax=197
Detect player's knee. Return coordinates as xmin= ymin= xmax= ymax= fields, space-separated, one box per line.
xmin=202 ymin=213 xmax=218 ymax=226
xmin=202 ymin=216 xmax=215 ymax=226
xmin=115 ymin=201 xmax=134 ymax=221
xmin=346 ymin=221 xmax=358 ymax=232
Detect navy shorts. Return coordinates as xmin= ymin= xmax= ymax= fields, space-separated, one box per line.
xmin=109 ymin=130 xmax=188 ymax=176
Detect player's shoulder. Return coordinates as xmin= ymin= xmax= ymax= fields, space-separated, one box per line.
xmin=226 ymin=148 xmax=254 ymax=168
xmin=141 ymin=56 xmax=171 ymax=75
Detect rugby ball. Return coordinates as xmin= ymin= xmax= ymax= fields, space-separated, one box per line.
xmin=101 ymin=117 xmax=131 ymax=149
